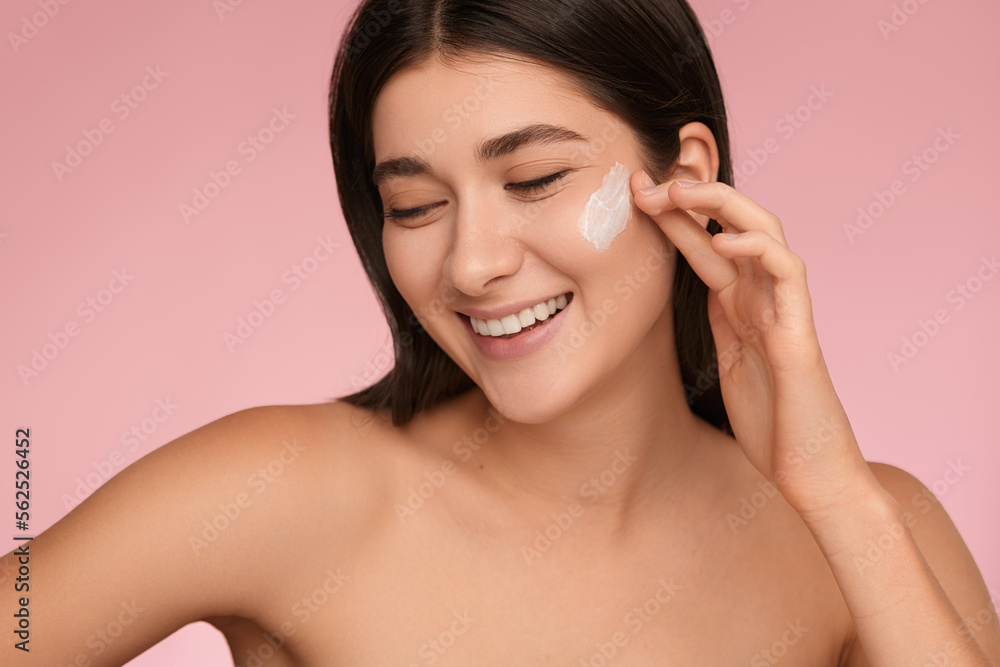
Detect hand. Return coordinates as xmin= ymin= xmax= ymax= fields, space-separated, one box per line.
xmin=632 ymin=176 xmax=880 ymax=516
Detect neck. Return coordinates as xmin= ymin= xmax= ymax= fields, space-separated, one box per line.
xmin=458 ymin=325 xmax=712 ymax=535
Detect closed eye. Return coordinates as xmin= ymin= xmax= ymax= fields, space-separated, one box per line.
xmin=383 ymin=201 xmax=446 ymax=221
xmin=383 ymin=169 xmax=573 ymax=222
xmin=505 ymin=169 xmax=571 ymax=195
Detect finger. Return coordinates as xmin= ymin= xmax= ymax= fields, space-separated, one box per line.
xmin=711 ymin=229 xmax=801 ymax=283
xmin=707 ymin=288 xmax=743 ymax=376
xmin=664 ymin=181 xmax=789 ymax=246
xmin=631 ymin=170 xmax=678 ymax=216
xmin=633 ymin=174 xmax=752 ymax=281
xmin=711 ymin=229 xmax=813 ymax=329
xmin=634 ymin=183 xmax=739 ymax=291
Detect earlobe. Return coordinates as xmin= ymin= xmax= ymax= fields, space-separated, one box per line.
xmin=675 ymin=121 xmax=720 ymax=185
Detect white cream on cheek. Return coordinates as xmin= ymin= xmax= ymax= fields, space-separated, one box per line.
xmin=577 ymin=162 xmax=633 ymax=252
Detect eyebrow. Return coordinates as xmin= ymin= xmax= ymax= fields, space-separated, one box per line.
xmin=371 ymin=123 xmax=589 ymax=185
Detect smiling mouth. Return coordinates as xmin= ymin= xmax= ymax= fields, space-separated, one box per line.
xmin=469 ymin=292 xmax=573 ymax=338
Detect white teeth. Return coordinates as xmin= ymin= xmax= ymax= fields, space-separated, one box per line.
xmin=500 ymin=314 xmax=522 ymax=335
xmin=469 ymin=293 xmax=571 ymax=338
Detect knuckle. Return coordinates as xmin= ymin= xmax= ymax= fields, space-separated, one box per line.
xmin=792 ymin=253 xmax=807 ymax=274
xmin=711 ymin=181 xmax=736 ymax=206
xmin=707 ymin=181 xmax=729 ymax=205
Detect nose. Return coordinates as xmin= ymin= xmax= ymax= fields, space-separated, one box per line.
xmin=441 ymin=197 xmax=525 ymax=297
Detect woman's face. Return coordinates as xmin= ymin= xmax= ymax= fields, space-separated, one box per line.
xmin=372 ymin=54 xmax=678 ymax=423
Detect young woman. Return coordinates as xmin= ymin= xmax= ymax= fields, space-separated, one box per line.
xmin=4 ymin=0 xmax=998 ymax=665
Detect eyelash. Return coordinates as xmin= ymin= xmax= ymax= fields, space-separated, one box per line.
xmin=504 ymin=169 xmax=571 ymax=195
xmin=383 ymin=170 xmax=571 ymax=221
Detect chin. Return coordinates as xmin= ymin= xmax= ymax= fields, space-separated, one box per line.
xmin=474 ymin=371 xmax=592 ymax=426
xmin=482 ymin=398 xmax=558 ymax=426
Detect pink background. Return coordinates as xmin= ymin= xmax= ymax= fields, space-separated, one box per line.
xmin=2 ymin=0 xmax=997 ymax=663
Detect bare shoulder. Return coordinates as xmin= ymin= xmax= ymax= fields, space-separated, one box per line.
xmin=0 ymin=400 xmax=395 ymax=666
xmin=866 ymin=461 xmax=988 ymax=566
xmin=862 ymin=462 xmax=1000 ymax=663
xmin=171 ymin=400 xmax=402 ymax=580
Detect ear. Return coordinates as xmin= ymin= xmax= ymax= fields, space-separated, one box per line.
xmin=670 ymin=122 xmax=720 ymax=229
xmin=672 ymin=121 xmax=719 ymax=183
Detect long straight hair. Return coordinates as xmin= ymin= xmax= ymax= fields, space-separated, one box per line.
xmin=329 ymin=0 xmax=732 ymax=434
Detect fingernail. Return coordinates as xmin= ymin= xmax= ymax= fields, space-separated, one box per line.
xmin=722 ymin=233 xmax=739 ymax=239
xmin=637 ymin=171 xmax=659 ymax=195
xmin=677 ymin=181 xmax=698 ymax=188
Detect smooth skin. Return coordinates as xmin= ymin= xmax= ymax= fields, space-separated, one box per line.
xmin=3 ymin=54 xmax=998 ymax=666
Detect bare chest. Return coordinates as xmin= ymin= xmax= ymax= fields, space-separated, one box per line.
xmin=222 ymin=499 xmax=851 ymax=666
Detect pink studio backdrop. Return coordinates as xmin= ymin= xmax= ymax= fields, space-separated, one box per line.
xmin=2 ymin=0 xmax=998 ymax=663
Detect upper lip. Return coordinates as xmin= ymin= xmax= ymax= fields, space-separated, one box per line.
xmin=456 ymin=292 xmax=572 ymax=321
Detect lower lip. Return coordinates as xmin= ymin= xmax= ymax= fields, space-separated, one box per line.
xmin=461 ymin=298 xmax=572 ymax=362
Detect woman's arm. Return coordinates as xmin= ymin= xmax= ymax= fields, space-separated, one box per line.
xmin=828 ymin=462 xmax=1000 ymax=666
xmin=0 ymin=405 xmax=329 ymax=666
xmin=632 ymin=173 xmax=999 ymax=666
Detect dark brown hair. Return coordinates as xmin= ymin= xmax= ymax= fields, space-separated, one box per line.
xmin=330 ymin=0 xmax=732 ymax=434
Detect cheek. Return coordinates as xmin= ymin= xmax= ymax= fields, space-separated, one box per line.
xmin=577 ymin=162 xmax=632 ymax=253
xmin=382 ymin=228 xmax=438 ymax=321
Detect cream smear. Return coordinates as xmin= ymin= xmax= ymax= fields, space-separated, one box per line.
xmin=577 ymin=162 xmax=632 ymax=252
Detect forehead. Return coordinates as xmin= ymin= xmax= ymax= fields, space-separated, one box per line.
xmin=371 ymin=54 xmax=614 ymax=160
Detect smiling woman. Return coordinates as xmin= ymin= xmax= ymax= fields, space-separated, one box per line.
xmin=3 ymin=0 xmax=999 ymax=666
xmin=333 ymin=0 xmax=735 ymax=433
xmin=327 ymin=0 xmax=1000 ymax=664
